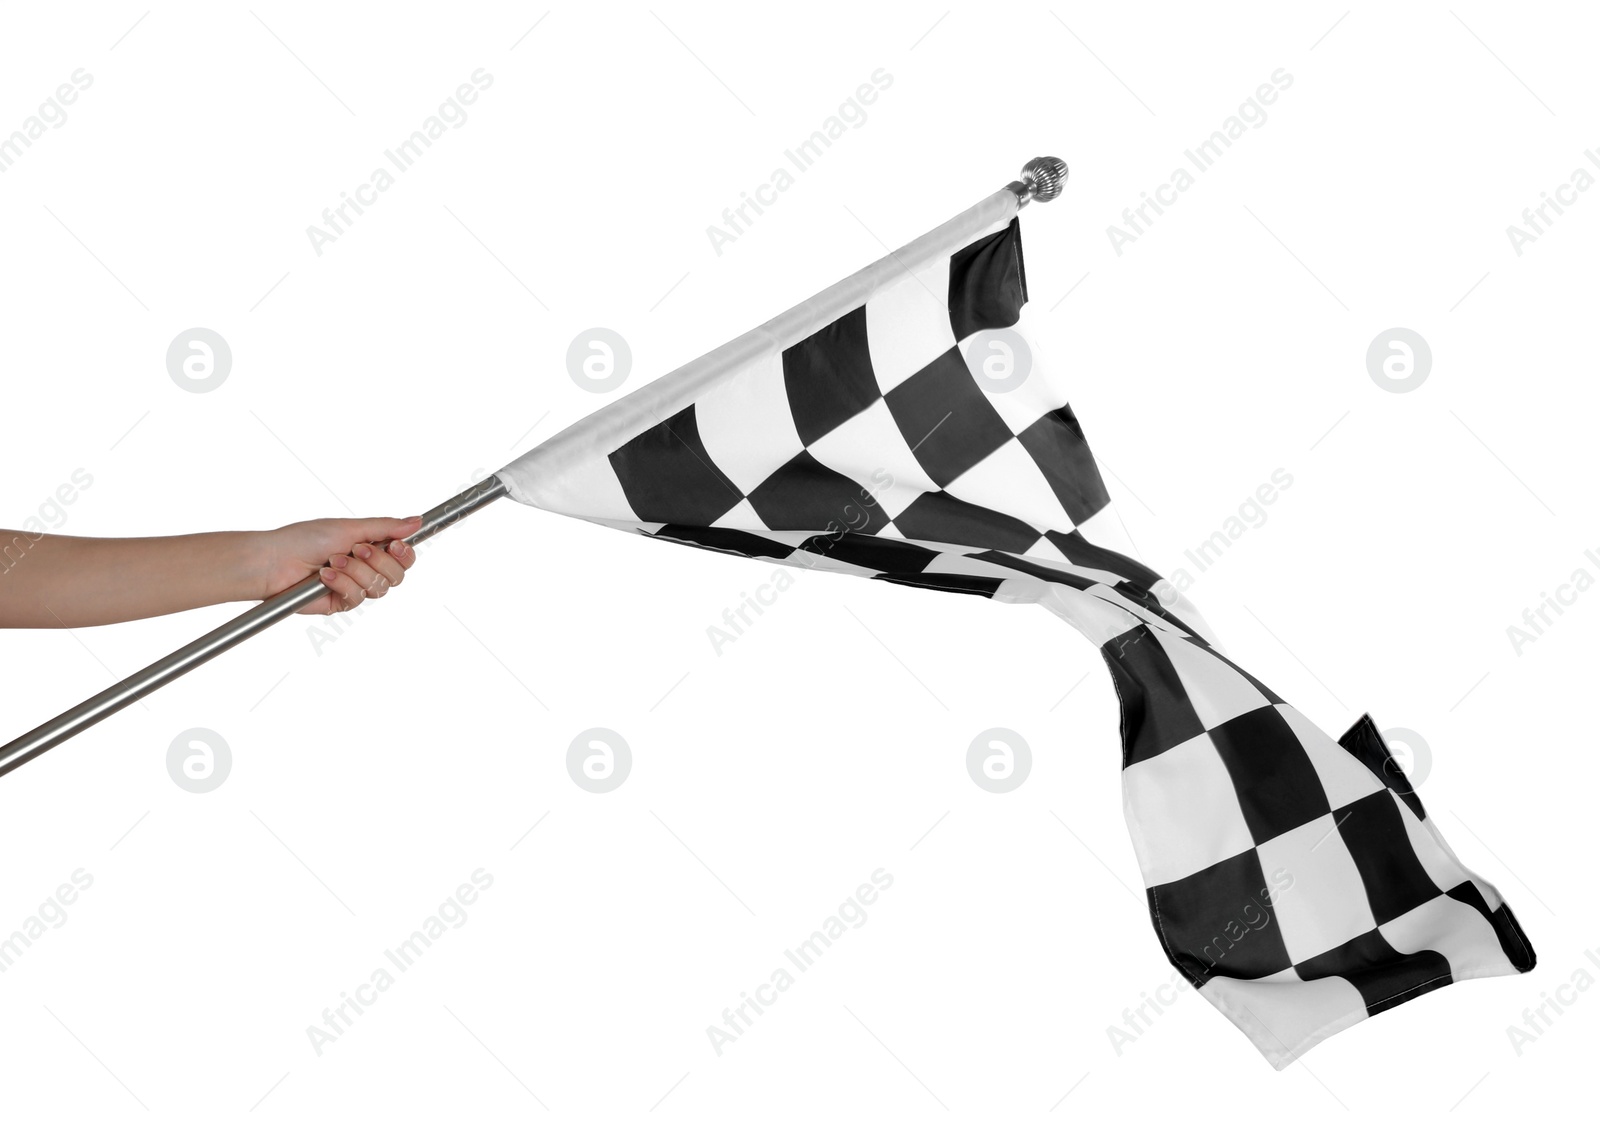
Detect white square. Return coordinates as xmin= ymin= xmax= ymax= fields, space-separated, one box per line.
xmin=519 ymin=453 xmax=640 ymax=521
xmin=963 ymin=329 xmax=1073 ymax=436
xmin=806 ymin=397 xmax=939 ymax=499
xmin=990 ymin=575 xmax=1053 ymax=605
xmin=1122 ymin=732 xmax=1256 ymax=885
xmin=1042 ymin=585 xmax=1142 ymax=648
xmin=1378 ymin=893 xmax=1508 ymax=975
xmin=1022 ymin=535 xmax=1070 ymax=563
xmin=1154 ymin=629 xmax=1272 ymax=729
xmin=943 ymin=439 xmax=1073 ymax=534
xmin=1256 ymin=816 xmax=1377 ymax=964
xmin=865 ymin=258 xmax=957 ymax=393
xmin=693 ymin=352 xmax=805 ymax=494
xmin=1276 ymin=705 xmax=1385 ymax=811
xmin=711 ymin=498 xmax=763 ymax=531
xmin=1200 ymin=972 xmax=1367 ymax=1071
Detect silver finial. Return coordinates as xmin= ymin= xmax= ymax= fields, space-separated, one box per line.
xmin=1007 ymin=156 xmax=1069 ymax=207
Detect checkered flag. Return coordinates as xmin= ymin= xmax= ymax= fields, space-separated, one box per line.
xmin=501 ymin=187 xmax=1534 ymax=1067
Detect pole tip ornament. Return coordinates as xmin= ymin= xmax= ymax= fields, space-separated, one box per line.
xmin=1009 ymin=156 xmax=1069 ymax=206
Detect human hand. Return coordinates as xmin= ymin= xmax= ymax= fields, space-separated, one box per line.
xmin=258 ymin=516 xmax=423 ymax=615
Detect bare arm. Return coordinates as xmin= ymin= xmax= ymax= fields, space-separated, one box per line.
xmin=0 ymin=516 xmax=421 ymax=628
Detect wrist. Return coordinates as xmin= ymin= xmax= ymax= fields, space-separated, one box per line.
xmin=229 ymin=529 xmax=278 ymax=602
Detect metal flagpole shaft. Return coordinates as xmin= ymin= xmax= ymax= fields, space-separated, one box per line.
xmin=0 ymin=474 xmax=508 ymax=779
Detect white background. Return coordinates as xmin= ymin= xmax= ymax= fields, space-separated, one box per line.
xmin=0 ymin=2 xmax=1594 ymax=1117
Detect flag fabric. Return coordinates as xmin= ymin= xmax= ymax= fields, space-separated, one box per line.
xmin=498 ymin=186 xmax=1534 ymax=1067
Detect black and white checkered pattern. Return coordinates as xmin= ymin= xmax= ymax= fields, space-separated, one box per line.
xmin=601 ymin=221 xmax=1125 ymax=568
xmin=1106 ymin=626 xmax=1535 ymax=1067
xmin=506 ymin=212 xmax=1534 ymax=1067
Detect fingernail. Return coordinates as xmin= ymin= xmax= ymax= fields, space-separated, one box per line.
xmin=332 ymin=555 xmax=348 ymax=569
xmin=355 ymin=545 xmax=372 ymax=560
xmin=320 ymin=567 xmax=336 ymax=582
xmin=388 ymin=541 xmax=405 ymax=555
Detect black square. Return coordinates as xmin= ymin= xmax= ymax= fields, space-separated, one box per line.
xmin=947 ymin=218 xmax=1027 ymax=341
xmin=1293 ymin=929 xmax=1452 ymax=1014
xmin=746 ymin=450 xmax=891 ymax=535
xmin=1446 ymin=881 xmax=1537 ymax=972
xmin=1149 ymin=849 xmax=1293 ymax=985
xmin=798 ymin=532 xmax=939 ymax=574
xmin=872 ymin=572 xmax=1005 ymax=598
xmin=1338 ymin=714 xmax=1425 ymax=820
xmin=1336 ymin=790 xmax=1444 ymax=925
xmin=884 ymin=348 xmax=1015 ymax=488
xmin=1207 ymin=706 xmax=1332 ymax=844
xmin=1101 ymin=624 xmax=1208 ymax=766
xmin=970 ymin=550 xmax=1099 ymax=592
xmin=653 ymin=525 xmax=795 ymax=561
xmin=890 ymin=491 xmax=1042 ymax=553
xmin=782 ymin=305 xmax=881 ymax=444
xmin=1044 ymin=529 xmax=1164 ymax=588
xmin=608 ymin=405 xmax=743 ymax=525
xmin=1016 ymin=408 xmax=1111 ymax=525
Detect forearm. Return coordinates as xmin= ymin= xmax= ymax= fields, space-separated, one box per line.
xmin=0 ymin=530 xmax=268 ymax=628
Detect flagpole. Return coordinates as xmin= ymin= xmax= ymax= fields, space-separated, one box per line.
xmin=0 ymin=157 xmax=1068 ymax=780
xmin=0 ymin=475 xmax=508 ymax=778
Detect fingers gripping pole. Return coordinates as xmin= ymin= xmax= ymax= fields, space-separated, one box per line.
xmin=0 ymin=475 xmax=507 ymax=779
